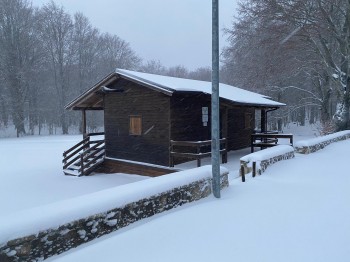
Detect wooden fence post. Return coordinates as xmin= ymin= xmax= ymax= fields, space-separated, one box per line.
xmin=197 ymin=144 xmax=201 ymax=167
xmin=241 ymin=165 xmax=245 ymax=182
xmin=252 ymin=161 xmax=256 ymax=177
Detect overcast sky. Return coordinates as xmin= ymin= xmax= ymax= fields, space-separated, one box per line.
xmin=32 ymin=0 xmax=239 ymax=70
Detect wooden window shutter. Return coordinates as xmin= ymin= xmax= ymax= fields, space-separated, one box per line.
xmin=129 ymin=116 xmax=142 ymax=135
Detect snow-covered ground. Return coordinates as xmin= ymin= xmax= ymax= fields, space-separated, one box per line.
xmin=0 ymin=135 xmax=148 ymax=215
xmin=176 ymin=122 xmax=320 ymax=172
xmin=50 ymin=135 xmax=350 ymax=262
xmin=0 ymin=123 xmax=320 ymax=214
xmin=282 ymin=121 xmax=321 ymax=140
xmin=176 ymin=147 xmax=251 ymax=179
xmin=4 ymin=124 xmax=347 ymax=262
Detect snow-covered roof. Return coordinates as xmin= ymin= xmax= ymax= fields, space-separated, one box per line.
xmin=66 ymin=68 xmax=285 ymax=110
xmin=117 ymin=69 xmax=284 ymax=106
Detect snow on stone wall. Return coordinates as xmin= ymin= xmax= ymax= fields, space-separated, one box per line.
xmin=240 ymin=145 xmax=295 ymax=177
xmin=295 ymin=130 xmax=350 ymax=154
xmin=0 ymin=166 xmax=229 ymax=262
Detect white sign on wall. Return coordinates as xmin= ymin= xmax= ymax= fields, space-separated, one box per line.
xmin=202 ymin=107 xmax=208 ymax=115
xmin=202 ymin=107 xmax=208 ymax=127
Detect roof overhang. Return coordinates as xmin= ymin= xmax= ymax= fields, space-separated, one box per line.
xmin=65 ymin=73 xmax=118 ymax=110
xmin=65 ymin=71 xmax=175 ymax=111
xmin=65 ymin=69 xmax=285 ymax=110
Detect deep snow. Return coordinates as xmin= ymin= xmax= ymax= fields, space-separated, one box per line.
xmin=50 ymin=138 xmax=350 ymax=262
xmin=3 ymin=123 xmax=347 ymax=262
xmin=295 ymin=130 xmax=350 ymax=147
xmin=0 ymin=165 xmax=228 ymax=243
xmin=0 ymin=135 xmax=148 ymax=215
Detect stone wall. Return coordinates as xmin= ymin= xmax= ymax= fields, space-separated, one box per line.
xmin=0 ymin=170 xmax=228 ymax=262
xmin=240 ymin=146 xmax=295 ymax=177
xmin=295 ymin=131 xmax=350 ymax=154
xmin=258 ymin=151 xmax=295 ymax=175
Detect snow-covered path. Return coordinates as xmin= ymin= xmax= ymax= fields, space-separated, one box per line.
xmin=51 ymin=139 xmax=350 ymax=262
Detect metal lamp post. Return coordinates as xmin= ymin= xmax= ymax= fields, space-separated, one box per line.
xmin=211 ymin=0 xmax=221 ymax=198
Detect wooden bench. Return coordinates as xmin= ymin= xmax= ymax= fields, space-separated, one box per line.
xmin=170 ymin=138 xmax=227 ymax=167
xmin=251 ymin=133 xmax=293 ymax=153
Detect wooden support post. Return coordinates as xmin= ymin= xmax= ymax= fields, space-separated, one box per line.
xmin=222 ymin=107 xmax=228 ymax=140
xmin=221 ymin=151 xmax=227 ymax=164
xmin=170 ymin=155 xmax=174 ymax=167
xmin=252 ymin=161 xmax=256 ymax=177
xmin=261 ymin=109 xmax=267 ymax=149
xmin=82 ymin=109 xmax=87 ymax=139
xmin=80 ymin=153 xmax=84 ymax=176
xmin=197 ymin=144 xmax=201 ymax=167
xmin=261 ymin=109 xmax=266 ymax=133
xmin=222 ymin=139 xmax=228 ymax=163
xmin=169 ymin=142 xmax=174 ymax=167
xmin=241 ymin=165 xmax=245 ymax=182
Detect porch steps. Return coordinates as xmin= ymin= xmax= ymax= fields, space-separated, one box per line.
xmin=63 ymin=134 xmax=105 ymax=177
xmin=63 ymin=168 xmax=80 ymax=177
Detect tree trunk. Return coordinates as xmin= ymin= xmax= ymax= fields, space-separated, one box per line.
xmin=343 ymin=88 xmax=350 ymax=129
xmin=61 ymin=109 xmax=68 ymax=134
xmin=14 ymin=109 xmax=26 ymax=137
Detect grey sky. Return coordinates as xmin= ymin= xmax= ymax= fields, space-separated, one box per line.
xmin=32 ymin=0 xmax=238 ymax=70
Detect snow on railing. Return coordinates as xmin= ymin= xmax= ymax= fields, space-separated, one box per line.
xmin=240 ymin=145 xmax=295 ymax=181
xmin=295 ymin=130 xmax=350 ymax=154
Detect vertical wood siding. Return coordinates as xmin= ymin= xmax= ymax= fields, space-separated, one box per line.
xmin=226 ymin=107 xmax=255 ymax=150
xmin=104 ymin=80 xmax=170 ymax=166
xmin=170 ymin=93 xmax=254 ymax=150
xmin=103 ymin=77 xmax=256 ymax=167
xmin=170 ymin=93 xmax=211 ymax=141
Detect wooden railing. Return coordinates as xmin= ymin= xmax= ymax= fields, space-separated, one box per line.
xmin=170 ymin=138 xmax=227 ymax=167
xmin=63 ymin=132 xmax=105 ymax=176
xmin=251 ymin=133 xmax=293 ymax=153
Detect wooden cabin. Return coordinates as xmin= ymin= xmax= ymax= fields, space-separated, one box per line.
xmin=63 ymin=69 xmax=284 ymax=176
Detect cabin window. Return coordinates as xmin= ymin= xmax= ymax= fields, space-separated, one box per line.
xmin=129 ymin=115 xmax=142 ymax=135
xmin=245 ymin=113 xmax=252 ymax=129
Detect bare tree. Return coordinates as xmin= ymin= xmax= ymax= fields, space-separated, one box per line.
xmin=188 ymin=67 xmax=211 ymax=81
xmin=97 ymin=33 xmax=141 ymax=74
xmin=167 ymin=65 xmax=189 ymax=78
xmin=72 ymin=12 xmax=101 ymax=94
xmin=223 ymin=0 xmax=350 ymax=129
xmin=140 ymin=60 xmax=166 ymax=75
xmin=37 ymin=1 xmax=74 ymax=134
xmin=0 ymin=0 xmax=39 ymax=136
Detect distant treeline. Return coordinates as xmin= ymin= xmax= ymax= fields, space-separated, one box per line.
xmin=221 ymin=0 xmax=350 ymax=132
xmin=1 ymin=0 xmax=349 ymax=137
xmin=0 ymin=0 xmax=213 ymax=137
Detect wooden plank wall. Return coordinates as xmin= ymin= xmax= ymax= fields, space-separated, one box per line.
xmin=226 ymin=107 xmax=255 ymax=150
xmin=170 ymin=94 xmax=255 ymax=160
xmin=103 ymin=77 xmax=256 ymax=167
xmin=104 ymin=80 xmax=171 ymax=166
xmin=170 ymin=93 xmax=211 ymax=141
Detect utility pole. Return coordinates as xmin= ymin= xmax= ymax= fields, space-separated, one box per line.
xmin=211 ymin=0 xmax=221 ymax=198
